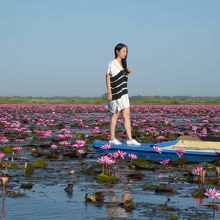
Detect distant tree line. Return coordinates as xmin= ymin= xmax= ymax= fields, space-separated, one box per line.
xmin=0 ymin=95 xmax=220 ymax=101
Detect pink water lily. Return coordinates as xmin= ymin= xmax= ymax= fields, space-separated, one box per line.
xmin=116 ymin=150 xmax=127 ymax=159
xmin=73 ymin=140 xmax=85 ymax=149
xmin=128 ymin=153 xmax=137 ymax=160
xmin=0 ymin=137 xmax=9 ymax=144
xmin=59 ymin=141 xmax=71 ymax=147
xmin=153 ymin=145 xmax=163 ymax=154
xmin=0 ymin=152 xmax=5 ymax=160
xmin=50 ymin=144 xmax=58 ymax=150
xmin=107 ymin=150 xmax=126 ymax=160
xmin=156 ymin=135 xmax=165 ymax=141
xmin=176 ymin=148 xmax=186 ymax=158
xmin=192 ymin=166 xmax=204 ymax=176
xmin=200 ymin=128 xmax=207 ymax=136
xmin=108 ymin=152 xmax=119 ymax=159
xmin=37 ymin=130 xmax=52 ymax=138
xmin=12 ymin=146 xmax=23 ymax=153
xmin=192 ymin=126 xmax=198 ymax=134
xmin=97 ymin=155 xmax=115 ymax=166
xmin=100 ymin=143 xmax=111 ymax=150
xmin=97 ymin=155 xmax=116 ymax=176
xmin=56 ymin=134 xmax=66 ymax=140
xmin=160 ymin=159 xmax=170 ymax=166
xmin=204 ymin=188 xmax=220 ymax=200
xmin=60 ymin=128 xmax=71 ymax=134
xmin=15 ymin=139 xmax=24 ymax=143
xmin=62 ymin=133 xmax=73 ymax=139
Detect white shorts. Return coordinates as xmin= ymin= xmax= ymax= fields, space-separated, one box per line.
xmin=105 ymin=94 xmax=130 ymax=114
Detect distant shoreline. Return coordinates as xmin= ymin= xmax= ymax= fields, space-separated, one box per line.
xmin=0 ymin=96 xmax=220 ymax=105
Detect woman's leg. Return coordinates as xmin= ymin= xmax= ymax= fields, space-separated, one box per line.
xmin=122 ymin=107 xmax=132 ymax=141
xmin=110 ymin=111 xmax=121 ymax=140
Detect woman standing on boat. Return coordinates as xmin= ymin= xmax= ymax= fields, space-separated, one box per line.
xmin=105 ymin=43 xmax=141 ymax=146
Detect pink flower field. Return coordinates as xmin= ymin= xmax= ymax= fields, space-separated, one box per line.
xmin=0 ymin=103 xmax=220 ymax=219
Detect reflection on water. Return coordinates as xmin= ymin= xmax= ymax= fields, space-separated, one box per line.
xmin=0 ymin=166 xmax=219 ymax=220
xmin=106 ymin=187 xmax=130 ymax=219
xmin=1 ymin=188 xmax=6 ymax=220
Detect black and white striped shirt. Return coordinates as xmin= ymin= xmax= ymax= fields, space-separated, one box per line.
xmin=106 ymin=59 xmax=128 ymax=101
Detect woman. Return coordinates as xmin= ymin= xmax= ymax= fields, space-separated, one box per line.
xmin=105 ymin=43 xmax=141 ymax=146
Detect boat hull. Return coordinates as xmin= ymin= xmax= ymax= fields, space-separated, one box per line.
xmin=92 ymin=140 xmax=220 ymax=163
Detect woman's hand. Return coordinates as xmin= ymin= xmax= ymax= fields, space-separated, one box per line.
xmin=126 ymin=66 xmax=132 ymax=75
xmin=107 ymin=92 xmax=112 ymax=101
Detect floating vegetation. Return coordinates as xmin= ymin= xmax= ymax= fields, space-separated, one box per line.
xmin=132 ymin=159 xmax=153 ymax=170
xmin=32 ymin=160 xmax=48 ymax=168
xmin=85 ymin=191 xmax=104 ymax=203
xmin=96 ymin=173 xmax=120 ymax=184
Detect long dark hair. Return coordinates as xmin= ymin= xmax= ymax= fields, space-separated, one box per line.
xmin=114 ymin=43 xmax=129 ymax=74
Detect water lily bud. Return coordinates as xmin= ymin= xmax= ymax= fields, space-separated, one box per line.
xmin=69 ymin=170 xmax=75 ymax=175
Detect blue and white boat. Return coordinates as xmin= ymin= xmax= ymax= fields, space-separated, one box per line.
xmin=92 ymin=139 xmax=220 ymax=163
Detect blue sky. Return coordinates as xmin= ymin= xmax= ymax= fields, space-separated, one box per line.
xmin=0 ymin=0 xmax=219 ymax=97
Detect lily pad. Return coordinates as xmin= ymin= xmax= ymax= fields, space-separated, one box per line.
xmin=31 ymin=148 xmax=46 ymax=157
xmin=20 ymin=183 xmax=33 ymax=190
xmin=2 ymin=146 xmax=13 ymax=154
xmin=46 ymin=152 xmax=59 ymax=160
xmin=96 ymin=173 xmax=119 ymax=184
xmin=132 ymin=159 xmax=153 ymax=170
xmin=32 ymin=160 xmax=48 ymax=168
xmin=143 ymin=184 xmax=176 ymax=193
xmin=127 ymin=172 xmax=145 ymax=180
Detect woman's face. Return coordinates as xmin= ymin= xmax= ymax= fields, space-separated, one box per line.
xmin=117 ymin=47 xmax=127 ymax=59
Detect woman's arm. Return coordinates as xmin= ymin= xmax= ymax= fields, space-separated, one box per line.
xmin=106 ymin=74 xmax=112 ymax=101
xmin=126 ymin=66 xmax=132 ymax=75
